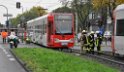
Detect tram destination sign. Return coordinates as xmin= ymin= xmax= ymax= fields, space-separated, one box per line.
xmin=55 ymin=15 xmax=72 ymax=20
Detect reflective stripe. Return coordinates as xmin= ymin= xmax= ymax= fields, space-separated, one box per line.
xmin=86 ymin=36 xmax=89 ymax=45
xmin=95 ymin=39 xmax=98 ymax=46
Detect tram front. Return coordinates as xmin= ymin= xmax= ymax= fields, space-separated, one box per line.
xmin=53 ymin=13 xmax=74 ymax=48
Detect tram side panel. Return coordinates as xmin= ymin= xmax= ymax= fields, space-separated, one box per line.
xmin=27 ymin=13 xmax=74 ymax=48
xmin=37 ymin=17 xmax=48 ymax=46
xmin=27 ymin=15 xmax=48 ymax=46
xmin=113 ymin=5 xmax=124 ymax=55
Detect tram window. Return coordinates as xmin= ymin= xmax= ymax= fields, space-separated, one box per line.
xmin=116 ymin=19 xmax=124 ymax=36
xmin=55 ymin=19 xmax=72 ymax=34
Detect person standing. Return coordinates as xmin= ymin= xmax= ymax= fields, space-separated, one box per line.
xmin=10 ymin=29 xmax=16 ymax=35
xmin=95 ymin=31 xmax=103 ymax=55
xmin=1 ymin=30 xmax=8 ymax=43
xmin=13 ymin=36 xmax=19 ymax=48
xmin=88 ymin=31 xmax=95 ymax=54
xmin=8 ymin=33 xmax=19 ymax=48
xmin=79 ymin=30 xmax=89 ymax=54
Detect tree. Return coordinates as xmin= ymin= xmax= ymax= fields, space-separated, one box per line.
xmin=116 ymin=0 xmax=124 ymax=4
xmin=92 ymin=0 xmax=124 ymax=31
xmin=92 ymin=0 xmax=124 ymax=20
xmin=70 ymin=0 xmax=92 ymax=30
xmin=10 ymin=6 xmax=47 ymax=26
xmin=53 ymin=6 xmax=73 ymax=13
xmin=58 ymin=0 xmax=93 ymax=30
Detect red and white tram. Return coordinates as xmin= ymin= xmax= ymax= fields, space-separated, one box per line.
xmin=112 ymin=4 xmax=124 ymax=55
xmin=27 ymin=13 xmax=74 ymax=48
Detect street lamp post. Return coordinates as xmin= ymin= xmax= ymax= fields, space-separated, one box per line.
xmin=0 ymin=5 xmax=9 ymax=28
xmin=16 ymin=2 xmax=25 ymax=42
xmin=20 ymin=6 xmax=25 ymax=43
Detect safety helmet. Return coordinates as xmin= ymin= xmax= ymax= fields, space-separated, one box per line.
xmin=82 ymin=30 xmax=86 ymax=33
xmin=90 ymin=31 xmax=94 ymax=34
xmin=82 ymin=30 xmax=87 ymax=34
xmin=96 ymin=31 xmax=100 ymax=34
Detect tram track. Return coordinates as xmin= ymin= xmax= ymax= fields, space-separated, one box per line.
xmin=69 ymin=49 xmax=124 ymax=72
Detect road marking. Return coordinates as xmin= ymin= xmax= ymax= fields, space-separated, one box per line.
xmin=0 ymin=45 xmax=16 ymax=61
xmin=2 ymin=48 xmax=8 ymax=55
xmin=9 ymin=58 xmax=15 ymax=61
xmin=4 ymin=50 xmax=8 ymax=54
xmin=7 ymin=54 xmax=11 ymax=57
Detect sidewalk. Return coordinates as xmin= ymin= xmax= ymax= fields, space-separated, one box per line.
xmin=74 ymin=41 xmax=112 ymax=52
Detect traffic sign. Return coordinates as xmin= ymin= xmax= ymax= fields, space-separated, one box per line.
xmin=3 ymin=14 xmax=13 ymax=17
xmin=16 ymin=2 xmax=21 ymax=9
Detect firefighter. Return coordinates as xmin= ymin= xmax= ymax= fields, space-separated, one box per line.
xmin=79 ymin=30 xmax=89 ymax=54
xmin=95 ymin=31 xmax=103 ymax=55
xmin=88 ymin=31 xmax=95 ymax=54
xmin=26 ymin=37 xmax=31 ymax=44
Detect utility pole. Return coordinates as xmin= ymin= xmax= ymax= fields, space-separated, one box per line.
xmin=75 ymin=12 xmax=78 ymax=35
xmin=16 ymin=2 xmax=25 ymax=42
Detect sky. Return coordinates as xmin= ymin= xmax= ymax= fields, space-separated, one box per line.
xmin=0 ymin=0 xmax=62 ymax=24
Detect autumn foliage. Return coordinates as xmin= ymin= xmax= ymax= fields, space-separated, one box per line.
xmin=92 ymin=0 xmax=124 ymax=10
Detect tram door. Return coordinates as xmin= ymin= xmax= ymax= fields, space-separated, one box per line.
xmin=47 ymin=22 xmax=53 ymax=45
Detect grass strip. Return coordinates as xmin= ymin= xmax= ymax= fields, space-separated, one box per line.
xmin=12 ymin=48 xmax=119 ymax=72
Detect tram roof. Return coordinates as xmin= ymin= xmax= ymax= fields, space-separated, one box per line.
xmin=27 ymin=14 xmax=49 ymax=23
xmin=115 ymin=4 xmax=124 ymax=11
xmin=27 ymin=13 xmax=73 ymax=24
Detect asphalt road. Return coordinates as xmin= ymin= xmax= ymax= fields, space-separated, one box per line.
xmin=0 ymin=36 xmax=26 ymax=72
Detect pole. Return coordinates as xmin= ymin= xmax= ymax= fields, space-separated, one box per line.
xmin=0 ymin=5 xmax=8 ymax=28
xmin=21 ymin=6 xmax=24 ymax=43
xmin=75 ymin=12 xmax=78 ymax=35
xmin=75 ymin=12 xmax=78 ymax=44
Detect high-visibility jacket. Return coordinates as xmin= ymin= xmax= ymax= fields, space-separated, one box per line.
xmin=1 ymin=32 xmax=8 ymax=38
xmin=80 ymin=34 xmax=89 ymax=45
xmin=88 ymin=34 xmax=95 ymax=47
xmin=95 ymin=35 xmax=102 ymax=46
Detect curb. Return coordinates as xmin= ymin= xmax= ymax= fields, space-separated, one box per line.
xmin=9 ymin=49 xmax=32 ymax=72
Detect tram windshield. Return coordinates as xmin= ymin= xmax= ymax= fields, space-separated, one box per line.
xmin=116 ymin=19 xmax=124 ymax=36
xmin=54 ymin=14 xmax=73 ymax=34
